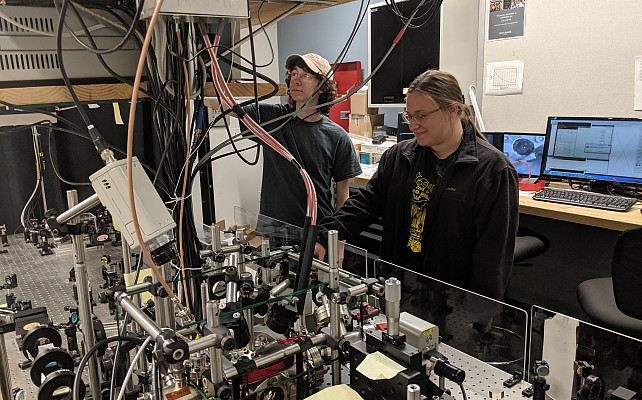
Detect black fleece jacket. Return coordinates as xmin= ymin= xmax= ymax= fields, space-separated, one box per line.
xmin=318 ymin=123 xmax=519 ymax=300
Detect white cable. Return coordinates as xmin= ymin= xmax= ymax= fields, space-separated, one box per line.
xmin=19 ymin=170 xmax=41 ymax=229
xmin=170 ymin=264 xmax=203 ymax=271
xmin=468 ymin=85 xmax=486 ymax=132
xmin=164 ymin=194 xmax=192 ymax=206
xmin=70 ymin=2 xmax=127 ymax=33
xmin=153 ymin=22 xmax=170 ymax=91
xmin=0 ymin=9 xmax=104 ymax=38
xmin=116 ymin=336 xmax=152 ymax=400
xmin=20 ymin=130 xmax=43 ymax=229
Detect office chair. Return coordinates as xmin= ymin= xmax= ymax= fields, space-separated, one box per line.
xmin=513 ymin=227 xmax=549 ymax=264
xmin=576 ymin=226 xmax=642 ymax=339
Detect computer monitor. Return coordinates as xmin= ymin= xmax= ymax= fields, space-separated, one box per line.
xmin=541 ymin=116 xmax=642 ymax=188
xmin=484 ymin=132 xmax=546 ymax=178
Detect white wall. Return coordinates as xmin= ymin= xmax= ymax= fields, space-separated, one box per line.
xmin=481 ymin=0 xmax=642 ymax=132
xmin=440 ymin=0 xmax=483 ymax=104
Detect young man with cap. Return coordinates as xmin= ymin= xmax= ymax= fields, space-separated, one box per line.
xmin=214 ymin=53 xmax=362 ymax=229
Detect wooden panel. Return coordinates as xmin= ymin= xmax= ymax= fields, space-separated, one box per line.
xmin=0 ymin=83 xmax=149 ymax=106
xmin=244 ymin=0 xmax=356 ymax=28
xmin=0 ymin=82 xmax=286 ymax=106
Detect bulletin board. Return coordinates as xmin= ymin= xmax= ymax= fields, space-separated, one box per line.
xmin=481 ymin=0 xmax=642 ymax=133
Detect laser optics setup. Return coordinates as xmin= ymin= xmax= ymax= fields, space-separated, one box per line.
xmin=3 ymin=2 xmax=639 ymax=400
xmin=5 ymin=201 xmax=477 ymax=400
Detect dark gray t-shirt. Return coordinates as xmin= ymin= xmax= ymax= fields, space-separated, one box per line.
xmin=242 ymin=103 xmax=362 ymax=228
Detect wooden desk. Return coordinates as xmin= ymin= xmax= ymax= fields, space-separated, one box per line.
xmin=349 ymin=175 xmax=372 ymax=186
xmin=350 ymin=174 xmax=642 ymax=231
xmin=519 ymin=193 xmax=641 ymax=231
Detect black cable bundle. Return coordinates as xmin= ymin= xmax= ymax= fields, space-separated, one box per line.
xmin=152 ymin=21 xmax=204 ymax=319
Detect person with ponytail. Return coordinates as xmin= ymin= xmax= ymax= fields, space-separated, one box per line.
xmin=315 ymin=70 xmax=519 ymax=300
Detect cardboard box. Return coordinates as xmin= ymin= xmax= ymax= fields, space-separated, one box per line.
xmin=350 ymin=92 xmax=379 ymax=115
xmin=349 ymin=114 xmax=384 ymax=138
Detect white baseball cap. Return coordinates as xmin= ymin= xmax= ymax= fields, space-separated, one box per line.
xmin=285 ymin=53 xmax=333 ymax=79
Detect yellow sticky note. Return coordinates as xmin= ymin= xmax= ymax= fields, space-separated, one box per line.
xmin=356 ymin=351 xmax=406 ymax=380
xmin=123 ymin=268 xmax=153 ymax=303
xmin=304 ymin=384 xmax=363 ymax=399
xmin=113 ymin=102 xmax=124 ymax=125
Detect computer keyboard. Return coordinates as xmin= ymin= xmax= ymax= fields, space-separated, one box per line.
xmin=532 ymin=188 xmax=638 ymax=212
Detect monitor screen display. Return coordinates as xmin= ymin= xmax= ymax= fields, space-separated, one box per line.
xmin=484 ymin=132 xmax=546 ymax=177
xmin=541 ymin=117 xmax=642 ymax=185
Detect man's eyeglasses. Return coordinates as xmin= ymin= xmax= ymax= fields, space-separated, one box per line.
xmin=286 ymin=71 xmax=316 ymax=81
xmin=400 ymin=108 xmax=441 ymax=124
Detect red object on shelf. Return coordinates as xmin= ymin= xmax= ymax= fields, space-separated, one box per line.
xmin=330 ymin=96 xmax=350 ymax=132
xmin=331 ymin=61 xmax=362 ymax=95
xmin=519 ymin=180 xmax=546 ymax=191
xmin=512 ymin=160 xmax=546 ymax=191
xmin=329 ymin=61 xmax=362 ymax=132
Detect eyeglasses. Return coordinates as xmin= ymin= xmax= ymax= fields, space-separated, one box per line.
xmin=286 ymin=71 xmax=316 ymax=81
xmin=400 ymin=108 xmax=441 ymax=124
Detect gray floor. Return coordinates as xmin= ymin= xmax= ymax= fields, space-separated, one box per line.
xmin=0 ymin=233 xmax=122 ymax=397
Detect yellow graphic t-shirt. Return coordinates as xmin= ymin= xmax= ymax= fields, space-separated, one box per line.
xmin=407 ymin=172 xmax=434 ymax=253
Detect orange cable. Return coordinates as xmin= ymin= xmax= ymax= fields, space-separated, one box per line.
xmin=125 ymin=0 xmax=180 ymax=304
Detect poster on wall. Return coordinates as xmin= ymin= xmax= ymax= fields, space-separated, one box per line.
xmin=485 ymin=60 xmax=524 ymax=96
xmin=488 ymin=0 xmax=525 ymax=41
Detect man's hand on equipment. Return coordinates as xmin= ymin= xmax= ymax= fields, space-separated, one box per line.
xmin=314 ymin=241 xmax=345 ymax=269
xmin=314 ymin=242 xmax=326 ymax=261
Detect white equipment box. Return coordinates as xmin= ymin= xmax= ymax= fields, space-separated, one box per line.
xmin=90 ymin=157 xmax=175 ymax=250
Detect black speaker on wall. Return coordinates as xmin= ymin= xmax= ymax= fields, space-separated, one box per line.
xmin=369 ymin=0 xmax=440 ymax=106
